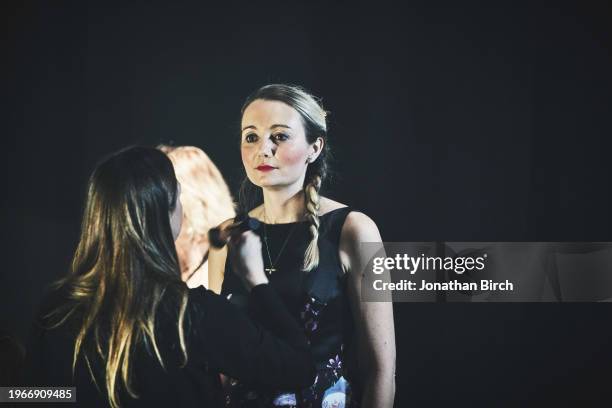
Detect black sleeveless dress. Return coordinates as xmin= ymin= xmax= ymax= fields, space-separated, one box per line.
xmin=221 ymin=207 xmax=360 ymax=408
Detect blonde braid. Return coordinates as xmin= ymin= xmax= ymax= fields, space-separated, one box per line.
xmin=303 ymin=175 xmax=322 ymax=271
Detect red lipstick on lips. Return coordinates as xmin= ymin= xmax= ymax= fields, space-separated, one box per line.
xmin=256 ymin=165 xmax=276 ymax=172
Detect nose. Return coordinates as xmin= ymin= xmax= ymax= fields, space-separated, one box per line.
xmin=257 ymin=135 xmax=276 ymax=157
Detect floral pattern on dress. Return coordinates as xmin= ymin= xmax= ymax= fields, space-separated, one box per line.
xmin=300 ymin=296 xmax=326 ymax=338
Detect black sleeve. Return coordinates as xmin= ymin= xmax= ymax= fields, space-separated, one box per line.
xmin=192 ymin=285 xmax=316 ymax=390
xmin=247 ymin=284 xmax=310 ymax=348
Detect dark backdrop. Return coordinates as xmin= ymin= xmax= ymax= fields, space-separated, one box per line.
xmin=2 ymin=1 xmax=612 ymax=406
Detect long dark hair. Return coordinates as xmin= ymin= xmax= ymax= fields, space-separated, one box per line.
xmin=49 ymin=146 xmax=188 ymax=408
xmin=238 ymin=84 xmax=331 ymax=271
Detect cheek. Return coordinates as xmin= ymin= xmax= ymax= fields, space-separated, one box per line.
xmin=240 ymin=146 xmax=253 ymax=166
xmin=278 ymin=145 xmax=308 ymax=166
xmin=240 ymin=146 xmax=258 ymax=184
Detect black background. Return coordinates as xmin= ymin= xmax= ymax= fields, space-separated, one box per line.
xmin=2 ymin=1 xmax=612 ymax=406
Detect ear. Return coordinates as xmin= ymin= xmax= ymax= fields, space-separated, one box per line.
xmin=307 ymin=137 xmax=325 ymax=163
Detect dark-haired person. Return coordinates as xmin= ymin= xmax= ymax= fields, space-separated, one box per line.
xmin=25 ymin=146 xmax=315 ymax=408
xmin=209 ymin=85 xmax=396 ymax=407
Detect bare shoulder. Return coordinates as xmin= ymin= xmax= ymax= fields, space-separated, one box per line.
xmin=338 ymin=210 xmax=382 ymax=274
xmin=318 ymin=196 xmax=381 ymax=241
xmin=341 ymin=211 xmax=382 ymax=244
xmin=319 ymin=196 xmax=348 ymax=215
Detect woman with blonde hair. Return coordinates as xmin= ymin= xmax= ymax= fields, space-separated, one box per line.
xmin=26 ymin=146 xmax=315 ymax=407
xmin=209 ymin=84 xmax=396 ymax=407
xmin=158 ymin=145 xmax=236 ymax=288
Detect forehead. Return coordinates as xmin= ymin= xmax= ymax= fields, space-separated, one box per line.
xmin=241 ymin=99 xmax=303 ymax=130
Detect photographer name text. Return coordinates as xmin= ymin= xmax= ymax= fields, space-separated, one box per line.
xmin=372 ymin=279 xmax=513 ymax=292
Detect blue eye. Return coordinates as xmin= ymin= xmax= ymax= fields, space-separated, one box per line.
xmin=244 ymin=133 xmax=258 ymax=143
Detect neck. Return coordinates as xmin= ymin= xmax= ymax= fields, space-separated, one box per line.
xmin=261 ymin=182 xmax=306 ymax=224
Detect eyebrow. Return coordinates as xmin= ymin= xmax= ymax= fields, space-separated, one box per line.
xmin=241 ymin=124 xmax=292 ymax=131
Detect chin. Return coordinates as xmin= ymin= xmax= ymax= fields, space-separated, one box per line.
xmin=255 ymin=179 xmax=286 ymax=189
xmin=258 ymin=181 xmax=281 ymax=189
xmin=247 ymin=173 xmax=299 ymax=189
xmin=250 ymin=174 xmax=278 ymax=187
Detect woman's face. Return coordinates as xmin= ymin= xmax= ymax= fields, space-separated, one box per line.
xmin=241 ymin=99 xmax=321 ymax=190
xmin=169 ymin=183 xmax=183 ymax=241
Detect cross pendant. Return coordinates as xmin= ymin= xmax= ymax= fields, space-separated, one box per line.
xmin=265 ymin=267 xmax=276 ymax=275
